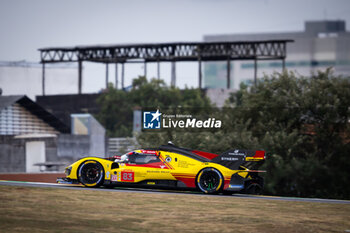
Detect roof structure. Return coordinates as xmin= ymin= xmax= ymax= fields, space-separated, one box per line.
xmin=0 ymin=95 xmax=70 ymax=134
xmin=0 ymin=95 xmax=23 ymax=111
xmin=39 ymin=40 xmax=293 ymax=93
xmin=39 ymin=40 xmax=293 ymax=63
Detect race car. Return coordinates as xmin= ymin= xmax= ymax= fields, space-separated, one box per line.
xmin=57 ymin=143 xmax=266 ymax=194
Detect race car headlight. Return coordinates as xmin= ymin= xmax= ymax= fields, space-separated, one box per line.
xmin=65 ymin=166 xmax=72 ymax=176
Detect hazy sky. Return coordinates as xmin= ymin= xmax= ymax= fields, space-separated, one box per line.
xmin=1 ymin=0 xmax=350 ymax=91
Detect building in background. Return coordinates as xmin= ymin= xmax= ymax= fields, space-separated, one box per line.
xmin=71 ymin=113 xmax=106 ymax=157
xmin=0 ymin=95 xmax=106 ymax=173
xmin=204 ymin=20 xmax=350 ymax=90
xmin=0 ymin=61 xmax=77 ymax=99
xmin=36 ymin=94 xmax=101 ymax=129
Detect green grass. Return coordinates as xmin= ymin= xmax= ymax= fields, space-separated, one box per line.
xmin=0 ymin=185 xmax=349 ymax=232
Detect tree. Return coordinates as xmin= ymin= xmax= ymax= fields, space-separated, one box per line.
xmin=96 ymin=76 xmax=212 ymax=137
xmin=96 ymin=84 xmax=133 ymax=137
xmin=224 ymin=69 xmax=350 ymax=198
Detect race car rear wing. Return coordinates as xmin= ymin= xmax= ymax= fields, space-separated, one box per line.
xmin=211 ymin=149 xmax=265 ymax=170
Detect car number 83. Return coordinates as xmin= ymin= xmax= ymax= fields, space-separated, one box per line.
xmin=121 ymin=172 xmax=134 ymax=182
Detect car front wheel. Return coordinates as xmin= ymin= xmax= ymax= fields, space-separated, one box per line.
xmin=78 ymin=160 xmax=104 ymax=187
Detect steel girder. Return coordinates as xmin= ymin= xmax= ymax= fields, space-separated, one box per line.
xmin=39 ymin=40 xmax=293 ymax=64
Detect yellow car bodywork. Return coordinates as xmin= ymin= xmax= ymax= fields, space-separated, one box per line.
xmin=61 ymin=146 xmax=265 ymax=194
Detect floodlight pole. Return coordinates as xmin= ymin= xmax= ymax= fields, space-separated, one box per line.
xmin=157 ymin=60 xmax=160 ymax=79
xmin=121 ymin=63 xmax=125 ymax=90
xmin=171 ymin=61 xmax=176 ymax=87
xmin=78 ymin=60 xmax=82 ymax=94
xmin=227 ymin=58 xmax=230 ymax=89
xmin=105 ymin=63 xmax=109 ymax=88
xmin=254 ymin=59 xmax=258 ymax=87
xmin=198 ymin=57 xmax=202 ymax=89
xmin=115 ymin=63 xmax=118 ymax=89
xmin=42 ymin=63 xmax=45 ymax=96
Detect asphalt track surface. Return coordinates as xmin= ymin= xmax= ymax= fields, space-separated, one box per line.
xmin=1 ymin=180 xmax=349 ymax=204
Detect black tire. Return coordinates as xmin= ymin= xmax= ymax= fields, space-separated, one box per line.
xmin=78 ymin=160 xmax=104 ymax=187
xmin=243 ymin=181 xmax=263 ymax=195
xmin=196 ymin=168 xmax=224 ymax=194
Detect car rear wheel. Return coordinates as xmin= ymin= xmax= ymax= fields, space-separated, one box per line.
xmin=78 ymin=160 xmax=104 ymax=187
xmin=196 ymin=168 xmax=223 ymax=194
xmin=244 ymin=181 xmax=262 ymax=195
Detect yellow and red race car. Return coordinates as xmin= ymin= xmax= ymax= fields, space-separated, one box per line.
xmin=57 ymin=143 xmax=266 ymax=194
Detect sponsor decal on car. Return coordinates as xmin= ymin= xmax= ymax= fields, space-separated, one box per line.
xmin=140 ymin=150 xmax=157 ymax=154
xmin=111 ymin=175 xmax=118 ymax=182
xmin=221 ymin=157 xmax=240 ymax=161
xmin=228 ymin=150 xmax=246 ymax=156
xmin=229 ymin=184 xmax=244 ymax=189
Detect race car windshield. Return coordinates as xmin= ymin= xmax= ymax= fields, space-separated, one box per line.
xmin=129 ymin=153 xmax=160 ymax=164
